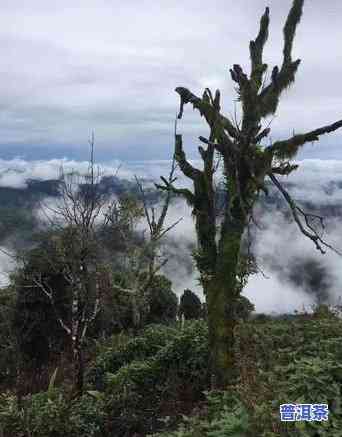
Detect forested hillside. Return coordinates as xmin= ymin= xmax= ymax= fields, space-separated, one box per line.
xmin=1 ymin=0 xmax=342 ymax=435
xmin=2 ymin=313 xmax=342 ymax=436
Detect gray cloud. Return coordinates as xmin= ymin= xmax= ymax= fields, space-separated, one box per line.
xmin=0 ymin=0 xmax=341 ymax=160
xmin=1 ymin=155 xmax=342 ymax=313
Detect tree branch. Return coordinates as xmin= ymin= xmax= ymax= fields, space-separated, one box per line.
xmin=155 ymin=177 xmax=195 ymax=206
xmin=254 ymin=127 xmax=271 ymax=144
xmin=249 ymin=6 xmax=269 ymax=88
xmin=258 ymin=0 xmax=304 ymax=117
xmin=267 ymin=119 xmax=342 ymax=159
xmin=175 ymin=87 xmax=239 ymax=140
xmin=271 ymin=162 xmax=299 ymax=175
xmin=157 ymin=155 xmax=177 ymax=231
xmin=269 ymin=173 xmax=342 ymax=255
xmin=174 ymin=134 xmax=201 ymax=180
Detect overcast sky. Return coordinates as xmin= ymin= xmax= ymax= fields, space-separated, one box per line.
xmin=1 ymin=0 xmax=342 ymax=161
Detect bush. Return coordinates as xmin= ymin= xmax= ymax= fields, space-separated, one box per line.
xmin=152 ymin=318 xmax=342 ymax=436
xmin=87 ymin=324 xmax=178 ymax=390
xmin=235 ymin=318 xmax=342 ymax=436
xmin=87 ymin=321 xmax=209 ymax=436
xmin=4 ymin=316 xmax=342 ymax=436
xmin=0 ymin=389 xmax=69 ymax=437
xmin=146 ymin=275 xmax=179 ymax=325
xmin=69 ymin=392 xmax=106 ymax=437
xmin=149 ymin=391 xmax=250 ymax=437
xmin=0 ymin=389 xmax=105 ymax=437
xmin=179 ymin=289 xmax=202 ymax=320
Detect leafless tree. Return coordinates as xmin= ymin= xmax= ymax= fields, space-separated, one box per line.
xmin=26 ymin=133 xmax=111 ymax=395
xmin=104 ymin=150 xmax=182 ymax=330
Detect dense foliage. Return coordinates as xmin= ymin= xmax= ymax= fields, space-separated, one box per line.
xmin=0 ymin=286 xmax=17 ymax=389
xmin=87 ymin=321 xmax=209 ymax=436
xmin=0 ymin=0 xmax=341 ymax=434
xmin=153 ymin=314 xmax=342 ymax=436
xmin=2 ymin=313 xmax=342 ymax=436
xmin=13 ymin=241 xmax=71 ymax=366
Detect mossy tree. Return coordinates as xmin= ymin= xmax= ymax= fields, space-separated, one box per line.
xmin=158 ymin=0 xmax=342 ymax=388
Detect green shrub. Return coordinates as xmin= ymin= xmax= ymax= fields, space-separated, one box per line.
xmin=151 ymin=318 xmax=342 ymax=437
xmin=69 ymin=393 xmax=106 ymax=437
xmin=0 ymin=389 xmax=105 ymax=437
xmin=0 ymin=389 xmax=69 ymax=437
xmin=87 ymin=324 xmax=178 ymax=390
xmin=236 ymin=318 xmax=342 ymax=436
xmin=91 ymin=321 xmax=209 ymax=436
xmin=104 ymin=360 xmax=163 ymax=435
xmin=149 ymin=391 xmax=250 ymax=437
xmin=3 ymin=316 xmax=342 ymax=436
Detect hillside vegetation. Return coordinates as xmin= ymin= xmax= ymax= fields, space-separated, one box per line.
xmin=1 ymin=311 xmax=342 ymax=436
xmin=1 ymin=0 xmax=342 ymax=435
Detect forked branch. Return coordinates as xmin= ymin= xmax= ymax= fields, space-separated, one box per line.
xmin=269 ymin=173 xmax=341 ymax=255
xmin=258 ymin=0 xmax=304 ymax=117
xmin=175 ymin=87 xmax=239 ymax=140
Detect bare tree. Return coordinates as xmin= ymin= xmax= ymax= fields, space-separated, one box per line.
xmin=158 ymin=0 xmax=342 ymax=388
xmin=17 ymin=133 xmax=114 ymax=396
xmin=105 ymin=153 xmax=181 ymax=331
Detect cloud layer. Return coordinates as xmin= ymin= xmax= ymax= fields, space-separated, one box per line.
xmin=1 ymin=156 xmax=342 ymax=313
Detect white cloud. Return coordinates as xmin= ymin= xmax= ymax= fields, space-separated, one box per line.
xmin=0 ymin=157 xmax=132 ymax=189
xmin=243 ymin=274 xmax=315 ymax=314
xmin=0 ymin=157 xmax=342 ymax=314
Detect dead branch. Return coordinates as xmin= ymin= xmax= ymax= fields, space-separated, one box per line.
xmin=269 ymin=173 xmax=342 ymax=255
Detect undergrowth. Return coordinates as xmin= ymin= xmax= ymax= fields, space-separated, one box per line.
xmin=1 ymin=314 xmax=342 ymax=436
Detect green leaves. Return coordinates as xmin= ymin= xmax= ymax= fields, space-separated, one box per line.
xmin=151 ymin=391 xmax=250 ymax=437
xmin=86 ymin=321 xmax=209 ymax=436
xmin=3 ymin=317 xmax=342 ymax=436
xmin=236 ymin=318 xmax=342 ymax=435
xmin=0 ymin=389 xmax=106 ymax=437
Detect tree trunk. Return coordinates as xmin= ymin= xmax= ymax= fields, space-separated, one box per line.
xmin=205 ymin=215 xmax=244 ymax=389
xmin=73 ymin=343 xmax=84 ymax=396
